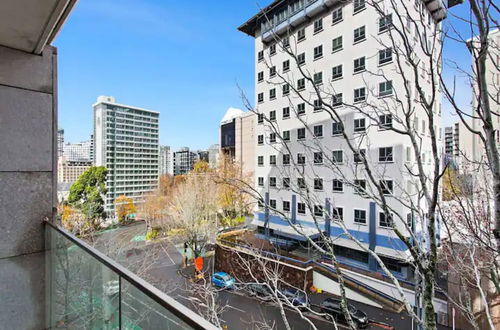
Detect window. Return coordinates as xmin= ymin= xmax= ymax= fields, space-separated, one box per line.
xmin=258 ymin=134 xmax=264 ymax=145
xmin=332 ymin=93 xmax=343 ymax=107
xmin=258 ymin=71 xmax=264 ymax=82
xmin=314 ymin=178 xmax=324 ymax=191
xmin=297 ymin=128 xmax=306 ymax=140
xmin=314 ymin=99 xmax=322 ymax=111
xmin=314 ymin=205 xmax=324 ymax=216
xmin=354 ymin=87 xmax=366 ymax=102
xmin=258 ymin=113 xmax=264 ymax=124
xmin=282 ymin=84 xmax=290 ymax=96
xmin=283 ymin=153 xmax=291 ymax=165
xmin=354 ymin=179 xmax=367 ymax=195
xmin=297 ymin=28 xmax=305 ymax=41
xmin=379 ymin=81 xmax=393 ymax=97
xmin=283 ymin=37 xmax=290 ymax=48
xmin=270 ymin=66 xmax=276 ymax=77
xmin=297 ymin=153 xmax=306 ymax=164
xmin=332 ymin=65 xmax=343 ymax=80
xmin=354 ymin=118 xmax=366 ymax=133
xmin=379 ymin=114 xmax=392 ymax=129
xmin=258 ymin=156 xmax=264 ymax=166
xmin=258 ymin=50 xmax=264 ymax=62
xmin=269 ymin=88 xmax=276 ymax=100
xmin=354 ymin=56 xmax=366 ymax=73
xmin=270 ymin=44 xmax=276 ymax=55
xmin=270 ymin=199 xmax=276 ymax=209
xmin=379 ymin=212 xmax=393 ymax=227
xmin=380 ymin=180 xmax=393 ymax=195
xmin=258 ymin=177 xmax=264 ymax=186
xmin=354 ymin=209 xmax=367 ymax=224
xmin=269 ymin=133 xmax=276 ymax=143
xmin=283 ymin=60 xmax=290 ymax=72
xmin=354 ymin=149 xmax=366 ymax=163
xmin=332 ymin=150 xmax=344 ymax=163
xmin=297 ymin=103 xmax=306 ymax=115
xmin=283 ymin=107 xmax=290 ymax=118
xmin=332 ymin=7 xmax=342 ymax=24
xmin=283 ymin=201 xmax=291 ymax=212
xmin=314 ymin=45 xmax=323 ymax=59
xmin=314 ymin=152 xmax=323 ymax=164
xmin=297 ymin=177 xmax=306 ymax=189
xmin=283 ymin=177 xmax=290 ymax=189
xmin=406 ymin=213 xmax=414 ymax=231
xmin=298 ymin=52 xmax=305 ymax=65
xmin=298 ymin=202 xmax=306 ymax=214
xmin=332 ymin=121 xmax=343 ymax=135
xmin=258 ymin=93 xmax=264 ymax=103
xmin=269 ymin=155 xmax=276 ymax=166
xmin=379 ymin=147 xmax=393 ymax=162
xmin=313 ymin=125 xmax=323 ymax=137
xmin=314 ymin=18 xmax=323 ymax=33
xmin=353 ymin=26 xmax=366 ymax=43
xmin=258 ymin=199 xmax=264 ymax=208
xmin=353 ymin=0 xmax=365 ymax=13
xmin=313 ymin=72 xmax=323 ymax=85
xmin=379 ymin=14 xmax=393 ymax=33
xmin=269 ymin=110 xmax=276 ymax=121
xmin=269 ymin=177 xmax=277 ymax=187
xmin=332 ymin=36 xmax=343 ymax=52
xmin=333 ymin=179 xmax=343 ymax=192
xmin=283 ymin=130 xmax=290 ymax=141
xmin=297 ymin=78 xmax=305 ymax=90
xmin=333 ymin=207 xmax=344 ymax=221
xmin=379 ymin=48 xmax=393 ymax=65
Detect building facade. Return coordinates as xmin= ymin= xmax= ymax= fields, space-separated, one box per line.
xmin=208 ymin=144 xmax=220 ymax=168
xmin=57 ymin=128 xmax=64 ymax=157
xmin=159 ymin=145 xmax=174 ymax=176
xmin=57 ymin=157 xmax=92 ymax=184
xmin=63 ymin=140 xmax=92 ymax=162
xmin=220 ymin=108 xmax=256 ymax=176
xmin=239 ymin=0 xmax=452 ymax=276
xmin=93 ymin=96 xmax=160 ymax=213
xmin=173 ymin=147 xmax=196 ymax=175
xmin=444 ymin=121 xmax=474 ymax=167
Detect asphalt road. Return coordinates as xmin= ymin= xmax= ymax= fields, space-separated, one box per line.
xmin=90 ymin=222 xmax=444 ymax=330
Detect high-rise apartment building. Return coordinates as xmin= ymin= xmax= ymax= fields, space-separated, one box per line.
xmin=173 ymin=147 xmax=196 ymax=175
xmin=239 ymin=0 xmax=455 ymax=275
xmin=57 ymin=128 xmax=65 ymax=157
xmin=208 ymin=144 xmax=220 ymax=168
xmin=159 ymin=145 xmax=174 ymax=176
xmin=63 ymin=140 xmax=92 ymax=162
xmin=444 ymin=121 xmax=474 ymax=167
xmin=220 ymin=108 xmax=256 ymax=176
xmin=471 ymin=29 xmax=500 ymax=163
xmin=93 ymin=96 xmax=160 ymax=213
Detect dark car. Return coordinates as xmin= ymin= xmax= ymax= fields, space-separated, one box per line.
xmin=247 ymin=283 xmax=274 ymax=301
xmin=279 ymin=288 xmax=308 ymax=308
xmin=320 ymin=297 xmax=369 ymax=328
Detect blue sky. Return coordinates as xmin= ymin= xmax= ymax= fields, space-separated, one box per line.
xmin=55 ymin=0 xmax=474 ymax=149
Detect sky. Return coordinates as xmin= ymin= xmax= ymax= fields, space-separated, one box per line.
xmin=55 ymin=0 xmax=475 ymax=150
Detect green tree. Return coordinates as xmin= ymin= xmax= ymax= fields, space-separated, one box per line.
xmin=68 ymin=166 xmax=108 ymax=221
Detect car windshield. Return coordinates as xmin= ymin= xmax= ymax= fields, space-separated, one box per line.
xmin=221 ymin=274 xmax=231 ymax=281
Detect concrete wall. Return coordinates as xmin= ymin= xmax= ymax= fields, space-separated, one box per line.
xmin=0 ymin=45 xmax=57 ymax=329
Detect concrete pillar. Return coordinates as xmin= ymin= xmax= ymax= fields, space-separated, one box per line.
xmin=291 ymin=194 xmax=297 ymax=224
xmin=324 ymin=198 xmax=331 ymax=237
xmin=0 ymin=45 xmax=57 ymax=328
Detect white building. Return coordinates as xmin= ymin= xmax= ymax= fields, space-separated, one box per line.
xmin=159 ymin=145 xmax=174 ymax=176
xmin=63 ymin=140 xmax=92 ymax=162
xmin=93 ymin=96 xmax=160 ymax=213
xmin=444 ymin=121 xmax=474 ymax=168
xmin=208 ymin=144 xmax=220 ymax=169
xmin=239 ymin=0 xmax=452 ymax=276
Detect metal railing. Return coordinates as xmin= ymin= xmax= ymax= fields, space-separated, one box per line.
xmin=45 ymin=221 xmax=217 ymax=330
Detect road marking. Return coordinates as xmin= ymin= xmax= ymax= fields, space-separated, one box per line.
xmin=227 ymin=305 xmax=246 ymax=313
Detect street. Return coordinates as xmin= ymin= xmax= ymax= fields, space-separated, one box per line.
xmin=91 ymin=222 xmax=431 ymax=329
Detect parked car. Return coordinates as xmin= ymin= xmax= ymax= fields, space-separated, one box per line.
xmin=279 ymin=287 xmax=308 ymax=308
xmin=247 ymin=283 xmax=274 ymax=301
xmin=211 ymin=272 xmax=235 ymax=289
xmin=320 ymin=297 xmax=369 ymax=328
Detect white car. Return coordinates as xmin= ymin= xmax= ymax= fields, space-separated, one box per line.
xmin=103 ymin=280 xmax=120 ymax=296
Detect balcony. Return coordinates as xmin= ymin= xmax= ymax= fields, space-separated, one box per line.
xmin=45 ymin=221 xmax=216 ymax=329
